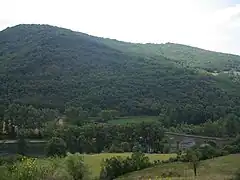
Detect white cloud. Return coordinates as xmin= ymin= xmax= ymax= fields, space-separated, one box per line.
xmin=201 ymin=4 xmax=240 ymax=54
xmin=0 ymin=0 xmax=240 ymax=54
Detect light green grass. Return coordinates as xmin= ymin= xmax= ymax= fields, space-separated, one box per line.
xmin=108 ymin=116 xmax=159 ymax=125
xmin=117 ymin=154 xmax=240 ymax=180
xmin=83 ymin=153 xmax=176 ymax=178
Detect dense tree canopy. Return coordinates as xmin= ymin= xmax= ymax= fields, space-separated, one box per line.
xmin=0 ymin=24 xmax=240 ymax=126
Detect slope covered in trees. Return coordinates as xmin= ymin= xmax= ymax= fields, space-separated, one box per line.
xmin=0 ymin=24 xmax=240 ymax=125
xmin=100 ymin=39 xmax=240 ymax=71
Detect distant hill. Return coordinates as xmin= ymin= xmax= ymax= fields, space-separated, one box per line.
xmin=0 ymin=24 xmax=240 ymax=124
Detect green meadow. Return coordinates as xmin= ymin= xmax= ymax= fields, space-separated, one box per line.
xmin=117 ymin=154 xmax=240 ymax=180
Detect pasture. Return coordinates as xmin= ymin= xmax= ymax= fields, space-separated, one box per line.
xmin=117 ymin=154 xmax=240 ymax=180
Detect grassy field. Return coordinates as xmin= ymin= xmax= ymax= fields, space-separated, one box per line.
xmin=117 ymin=154 xmax=240 ymax=180
xmin=107 ymin=116 xmax=159 ymax=125
xmin=82 ymin=153 xmax=176 ymax=178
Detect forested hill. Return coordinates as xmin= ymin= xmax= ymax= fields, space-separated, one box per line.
xmin=100 ymin=39 xmax=240 ymax=72
xmin=1 ymin=24 xmax=240 ymax=124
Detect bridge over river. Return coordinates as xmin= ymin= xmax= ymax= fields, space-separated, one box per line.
xmin=165 ymin=132 xmax=233 ymax=151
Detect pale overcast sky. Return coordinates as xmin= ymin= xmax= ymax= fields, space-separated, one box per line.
xmin=1 ymin=0 xmax=240 ymax=55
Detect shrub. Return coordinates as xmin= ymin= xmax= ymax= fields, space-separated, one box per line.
xmin=45 ymin=137 xmax=67 ymax=157
xmin=100 ymin=156 xmax=124 ymax=180
xmin=1 ymin=154 xmax=91 ymax=180
xmin=64 ymin=153 xmax=90 ymax=180
xmin=17 ymin=137 xmax=28 ymax=155
xmin=130 ymin=152 xmax=151 ymax=170
xmin=223 ymin=145 xmax=236 ymax=154
xmin=100 ymin=152 xmax=152 ymax=180
xmin=198 ymin=145 xmax=223 ymax=160
xmin=108 ymin=144 xmax=124 ymax=153
xmin=121 ymin=142 xmax=131 ymax=152
xmin=163 ymin=144 xmax=170 ymax=153
xmin=132 ymin=142 xmax=143 ymax=152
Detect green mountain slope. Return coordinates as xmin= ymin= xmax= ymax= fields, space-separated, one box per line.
xmin=0 ymin=24 xmax=240 ymax=124
xmin=100 ymin=39 xmax=240 ymax=71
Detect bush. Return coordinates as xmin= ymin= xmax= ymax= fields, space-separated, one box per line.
xmin=64 ymin=153 xmax=90 ymax=180
xmin=199 ymin=145 xmax=227 ymax=160
xmin=100 ymin=156 xmax=124 ymax=180
xmin=230 ymin=135 xmax=240 ymax=153
xmin=17 ymin=137 xmax=28 ymax=155
xmin=121 ymin=142 xmax=131 ymax=152
xmin=132 ymin=142 xmax=143 ymax=152
xmin=223 ymin=145 xmax=236 ymax=154
xmin=163 ymin=144 xmax=170 ymax=153
xmin=100 ymin=152 xmax=152 ymax=180
xmin=1 ymin=154 xmax=91 ymax=180
xmin=46 ymin=137 xmax=67 ymax=157
xmin=108 ymin=144 xmax=124 ymax=153
xmin=130 ymin=152 xmax=151 ymax=170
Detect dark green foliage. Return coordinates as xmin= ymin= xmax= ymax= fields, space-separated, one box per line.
xmin=197 ymin=145 xmax=221 ymax=160
xmin=130 ymin=152 xmax=151 ymax=170
xmin=185 ymin=149 xmax=200 ymax=176
xmin=64 ymin=153 xmax=90 ymax=180
xmin=46 ymin=122 xmax=164 ymax=154
xmin=0 ymin=155 xmax=23 ymax=166
xmin=1 ymin=24 xmax=240 ymax=126
xmin=100 ymin=152 xmax=151 ymax=180
xmin=120 ymin=142 xmax=131 ymax=152
xmin=163 ymin=144 xmax=170 ymax=153
xmin=132 ymin=143 xmax=143 ymax=153
xmin=170 ymin=114 xmax=240 ymax=137
xmin=16 ymin=137 xmax=28 ymax=155
xmin=45 ymin=137 xmax=67 ymax=157
xmin=3 ymin=104 xmax=59 ymax=129
xmin=178 ymin=144 xmax=229 ymax=164
xmin=228 ymin=135 xmax=240 ymax=153
xmin=65 ymin=107 xmax=88 ymax=125
xmin=222 ymin=145 xmax=238 ymax=154
xmin=100 ymin=156 xmax=124 ymax=180
xmin=108 ymin=144 xmax=123 ymax=153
